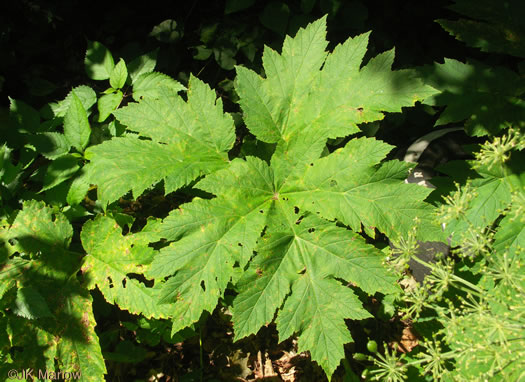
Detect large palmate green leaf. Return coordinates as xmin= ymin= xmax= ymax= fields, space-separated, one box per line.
xmin=85 ymin=75 xmax=235 ymax=205
xmin=146 ymin=17 xmax=441 ymax=379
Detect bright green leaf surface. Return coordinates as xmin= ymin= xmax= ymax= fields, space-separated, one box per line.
xmin=110 ymin=58 xmax=128 ymax=89
xmin=136 ymin=18 xmax=439 ymax=378
xmin=81 ymin=216 xmax=174 ymax=319
xmin=64 ymin=92 xmax=91 ymax=151
xmin=128 ymin=49 xmax=159 ymax=82
xmin=147 ymin=18 xmax=443 ymax=377
xmin=97 ymin=91 xmax=123 ymax=122
xmin=86 ymin=75 xmax=234 ymax=205
xmin=49 ymin=85 xmax=97 ymax=119
xmin=282 ymin=137 xmax=442 ymax=241
xmin=132 ymin=72 xmax=186 ymax=101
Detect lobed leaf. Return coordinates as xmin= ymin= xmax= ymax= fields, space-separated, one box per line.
xmin=145 ymin=17 xmax=442 ymax=378
xmin=1 ymin=201 xmax=106 ymax=381
xmin=81 ymin=216 xmax=173 ymax=319
xmin=85 ymin=75 xmax=235 ymax=205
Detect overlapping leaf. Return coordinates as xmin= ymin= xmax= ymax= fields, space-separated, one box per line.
xmin=444 ymin=163 xmax=522 ymax=246
xmin=148 ymin=17 xmax=441 ymax=378
xmin=418 ymin=59 xmax=525 ymax=136
xmin=85 ymin=75 xmax=235 ymax=205
xmin=81 ymin=215 xmax=175 ymax=319
xmin=437 ymin=0 xmax=525 ymax=58
xmin=146 ymin=157 xmax=274 ymax=334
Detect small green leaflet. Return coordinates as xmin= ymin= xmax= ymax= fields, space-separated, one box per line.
xmin=110 ymin=58 xmax=128 ymax=89
xmin=48 ymin=85 xmax=97 ymax=119
xmin=64 ymin=91 xmax=91 ymax=151
xmin=85 ymin=75 xmax=235 ymax=205
xmin=127 ymin=48 xmax=159 ymax=82
xmin=85 ymin=40 xmax=115 ymax=80
xmin=97 ymin=91 xmax=123 ymax=122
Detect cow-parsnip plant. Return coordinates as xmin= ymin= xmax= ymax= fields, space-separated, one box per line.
xmin=81 ymin=16 xmax=444 ymax=378
xmin=1 ymin=16 xmax=449 ymax=381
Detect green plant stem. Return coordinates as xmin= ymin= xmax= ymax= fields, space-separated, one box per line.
xmin=410 ymin=255 xmax=483 ymax=295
